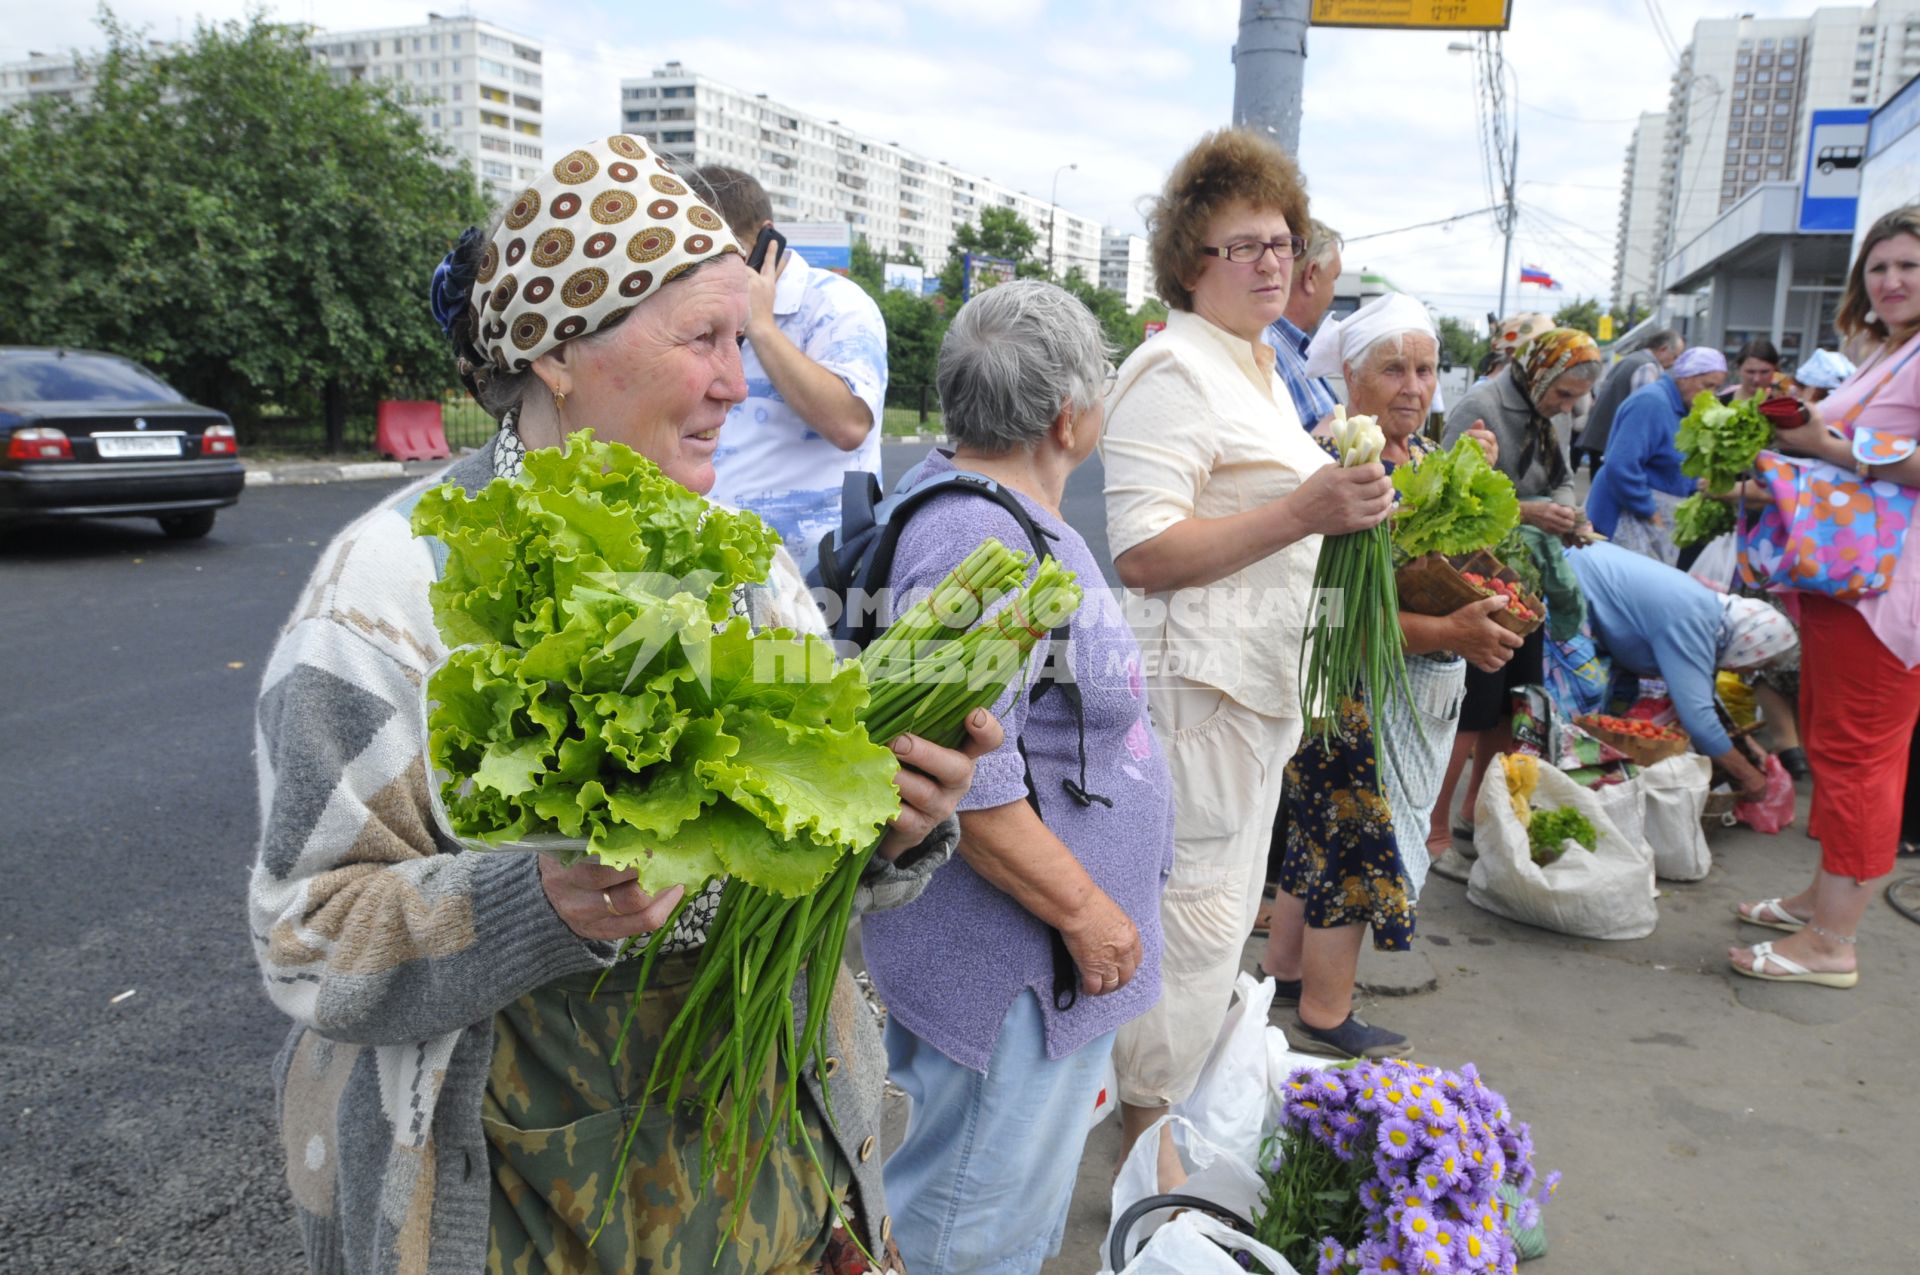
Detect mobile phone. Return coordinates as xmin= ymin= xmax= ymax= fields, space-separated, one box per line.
xmin=747 ymin=225 xmax=786 ymax=272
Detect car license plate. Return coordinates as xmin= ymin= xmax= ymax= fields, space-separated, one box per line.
xmin=95 ymin=433 xmax=182 ymax=459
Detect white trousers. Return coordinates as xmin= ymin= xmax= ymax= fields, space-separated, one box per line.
xmin=1112 ymin=679 xmax=1299 ymax=1108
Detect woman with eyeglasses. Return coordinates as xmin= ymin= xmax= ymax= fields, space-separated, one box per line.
xmin=1100 ymin=128 xmax=1394 ymax=1188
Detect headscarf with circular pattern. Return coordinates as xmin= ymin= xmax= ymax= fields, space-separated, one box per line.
xmin=467 ymin=134 xmax=741 ymax=373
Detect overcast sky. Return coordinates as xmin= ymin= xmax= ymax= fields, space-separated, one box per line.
xmin=9 ymin=1 xmax=1819 ymax=322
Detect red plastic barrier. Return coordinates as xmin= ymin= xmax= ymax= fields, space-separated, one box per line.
xmin=375 ymin=400 xmax=451 ymax=461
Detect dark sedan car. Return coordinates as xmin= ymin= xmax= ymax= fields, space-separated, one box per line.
xmin=0 ymin=346 xmax=244 ymax=538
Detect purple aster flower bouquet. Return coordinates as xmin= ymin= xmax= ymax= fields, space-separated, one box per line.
xmin=1251 ymin=1059 xmax=1559 ymax=1275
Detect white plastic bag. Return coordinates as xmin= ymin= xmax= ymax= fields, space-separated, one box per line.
xmin=1639 ymin=754 xmax=1713 ymax=881
xmin=1103 ymin=1116 xmax=1272 ymax=1274
xmin=1117 ymin=1210 xmax=1300 ymax=1275
xmin=1592 ymin=772 xmax=1649 ymax=864
xmin=1171 ymin=972 xmax=1274 ymax=1168
xmin=1467 ymin=755 xmax=1658 ymax=939
xmin=1687 ymin=532 xmax=1739 ymax=592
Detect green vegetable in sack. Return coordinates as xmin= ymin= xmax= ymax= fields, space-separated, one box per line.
xmin=1673 ymin=492 xmax=1736 ymax=547
xmin=1528 ymin=806 xmax=1598 ymax=866
xmin=1676 ymin=392 xmax=1771 ymax=493
xmin=1392 ymin=434 xmax=1523 ymax=559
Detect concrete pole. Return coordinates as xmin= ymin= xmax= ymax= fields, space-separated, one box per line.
xmin=1232 ymin=0 xmax=1311 ymax=157
xmin=1770 ymin=239 xmax=1795 ymax=349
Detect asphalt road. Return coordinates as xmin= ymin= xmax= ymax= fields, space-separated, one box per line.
xmin=0 ymin=444 xmax=1107 ymax=1273
xmin=0 ymin=482 xmax=408 ymax=1273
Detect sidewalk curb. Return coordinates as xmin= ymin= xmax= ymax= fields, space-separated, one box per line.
xmin=242 ymin=456 xmax=459 ymax=486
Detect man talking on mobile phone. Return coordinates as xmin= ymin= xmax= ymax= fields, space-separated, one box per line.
xmin=688 ymin=165 xmax=888 ymax=574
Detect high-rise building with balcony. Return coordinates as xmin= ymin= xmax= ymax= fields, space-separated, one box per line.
xmin=0 ymin=15 xmax=543 ymax=206
xmin=1617 ymin=2 xmax=1920 ymax=308
xmin=308 ymin=15 xmax=545 ymax=204
xmin=619 ymin=62 xmax=1105 ymax=282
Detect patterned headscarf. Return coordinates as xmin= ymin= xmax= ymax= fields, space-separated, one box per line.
xmin=467 ymin=135 xmax=740 ymax=373
xmin=1510 ymin=327 xmax=1602 ymax=408
xmin=1719 ymin=595 xmax=1798 ymax=671
xmin=1491 ymin=312 xmax=1553 ymax=358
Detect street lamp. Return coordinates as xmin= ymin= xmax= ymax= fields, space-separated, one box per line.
xmin=1048 ymin=161 xmax=1078 ymax=277
xmin=1449 ymin=40 xmax=1519 ymax=321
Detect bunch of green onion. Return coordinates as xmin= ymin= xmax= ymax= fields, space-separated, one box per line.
xmin=594 ymin=537 xmax=1082 ymax=1246
xmin=1299 ymin=407 xmax=1412 ymax=778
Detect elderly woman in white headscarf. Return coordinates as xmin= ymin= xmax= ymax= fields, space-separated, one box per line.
xmin=1257 ymin=294 xmax=1524 ymax=1061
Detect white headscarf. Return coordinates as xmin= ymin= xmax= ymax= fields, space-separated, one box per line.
xmin=1718 ymin=596 xmax=1798 ymax=671
xmin=1794 ymin=349 xmax=1856 ymax=390
xmin=1304 ymin=292 xmax=1438 ymax=379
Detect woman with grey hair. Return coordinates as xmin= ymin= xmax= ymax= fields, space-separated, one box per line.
xmin=861 ymin=280 xmax=1176 ymax=1275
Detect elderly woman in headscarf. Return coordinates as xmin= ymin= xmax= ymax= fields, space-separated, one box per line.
xmin=1585 ymin=346 xmax=1729 ymax=565
xmin=1252 ymin=293 xmax=1523 ymax=1059
xmin=1432 ymin=326 xmax=1604 ymax=849
xmin=1567 ymin=541 xmax=1790 ymax=799
xmin=247 ymin=134 xmax=996 ymax=1275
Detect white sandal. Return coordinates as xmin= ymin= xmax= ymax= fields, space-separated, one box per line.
xmin=1730 ymin=941 xmax=1858 ymax=989
xmin=1734 ymin=898 xmax=1806 ymax=934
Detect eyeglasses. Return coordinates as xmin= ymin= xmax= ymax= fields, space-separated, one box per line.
xmin=1101 ymin=363 xmax=1119 ymax=395
xmin=1200 ymin=235 xmax=1308 ymax=265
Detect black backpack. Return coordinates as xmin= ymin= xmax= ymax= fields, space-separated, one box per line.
xmin=811 ymin=460 xmax=1112 ymax=1009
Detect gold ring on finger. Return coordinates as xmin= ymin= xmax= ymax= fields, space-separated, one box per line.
xmin=602 ymin=888 xmax=620 ymax=917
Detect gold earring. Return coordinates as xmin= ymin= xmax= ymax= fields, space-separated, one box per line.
xmin=553 ymin=389 xmax=567 ymax=415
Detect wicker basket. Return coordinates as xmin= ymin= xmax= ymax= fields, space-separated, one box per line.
xmin=1576 ymin=715 xmax=1693 ymax=767
xmin=1395 ymin=549 xmax=1545 ymax=637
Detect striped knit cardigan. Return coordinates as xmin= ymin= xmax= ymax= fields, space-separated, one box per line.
xmin=249 ymin=440 xmax=950 ymax=1274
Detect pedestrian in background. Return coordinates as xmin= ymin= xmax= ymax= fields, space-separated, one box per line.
xmin=1585 ymin=346 xmax=1728 ymax=564
xmin=1433 ymin=327 xmax=1602 ymax=851
xmin=1720 ymin=336 xmax=1783 ymax=404
xmin=863 ymin=280 xmax=1175 ymax=1275
xmin=1099 ymin=127 xmax=1394 ymax=1188
xmin=690 ymin=165 xmax=887 ymax=574
xmin=1266 ymin=218 xmax=1344 ymax=431
xmin=1578 ymin=326 xmax=1684 ymax=471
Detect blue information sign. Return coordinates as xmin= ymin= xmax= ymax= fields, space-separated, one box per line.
xmin=1801 ymin=108 xmax=1873 ymax=232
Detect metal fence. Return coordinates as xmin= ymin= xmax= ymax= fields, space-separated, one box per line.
xmin=240 ymin=395 xmax=499 ymax=456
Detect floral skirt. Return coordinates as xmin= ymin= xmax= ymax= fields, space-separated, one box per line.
xmin=1278 ymin=693 xmax=1415 ymax=950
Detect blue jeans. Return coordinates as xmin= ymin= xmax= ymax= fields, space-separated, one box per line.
xmin=883 ymin=992 xmax=1116 ymax=1275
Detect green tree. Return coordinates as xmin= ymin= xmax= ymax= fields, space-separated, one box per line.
xmin=1607 ymin=299 xmax=1651 ymax=335
xmin=1437 ymin=315 xmax=1490 ymax=373
xmin=939 ymin=206 xmax=1045 ymax=301
xmin=849 ymin=234 xmax=886 ymax=300
xmin=1551 ymin=296 xmax=1604 ymax=337
xmin=0 ymin=14 xmax=489 ymax=448
xmin=875 ymin=289 xmax=948 ymax=404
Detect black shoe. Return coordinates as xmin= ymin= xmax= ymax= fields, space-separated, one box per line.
xmin=1285 ymin=1013 xmax=1411 ymax=1060
xmin=1778 ymin=747 xmax=1810 ymax=781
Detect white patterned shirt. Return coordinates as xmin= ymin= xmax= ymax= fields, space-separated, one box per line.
xmin=708 ymin=253 xmax=888 ymax=575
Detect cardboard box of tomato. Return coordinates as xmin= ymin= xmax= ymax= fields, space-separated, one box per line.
xmin=1575 ymin=713 xmax=1693 ymax=766
xmin=1396 ymin=548 xmax=1546 ymax=638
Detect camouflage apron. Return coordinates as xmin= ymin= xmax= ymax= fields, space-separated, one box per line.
xmin=482 ymin=953 xmax=860 ymax=1275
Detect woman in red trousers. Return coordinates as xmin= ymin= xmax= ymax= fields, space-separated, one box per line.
xmin=1730 ymin=205 xmax=1920 ymax=988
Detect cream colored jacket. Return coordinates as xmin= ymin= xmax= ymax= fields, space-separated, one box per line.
xmin=1100 ymin=308 xmax=1331 ymax=722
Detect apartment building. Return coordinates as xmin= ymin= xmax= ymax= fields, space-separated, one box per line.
xmin=1100 ymin=229 xmax=1153 ymax=310
xmin=1613 ymin=111 xmax=1669 ymax=315
xmin=308 ymin=14 xmax=546 ymax=203
xmin=619 ymin=62 xmax=1104 ymax=281
xmin=1619 ymin=2 xmax=1920 ymax=303
xmin=1 ymin=15 xmax=543 ymax=205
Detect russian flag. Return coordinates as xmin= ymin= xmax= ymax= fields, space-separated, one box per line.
xmin=1520 ymin=263 xmax=1562 ymax=289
